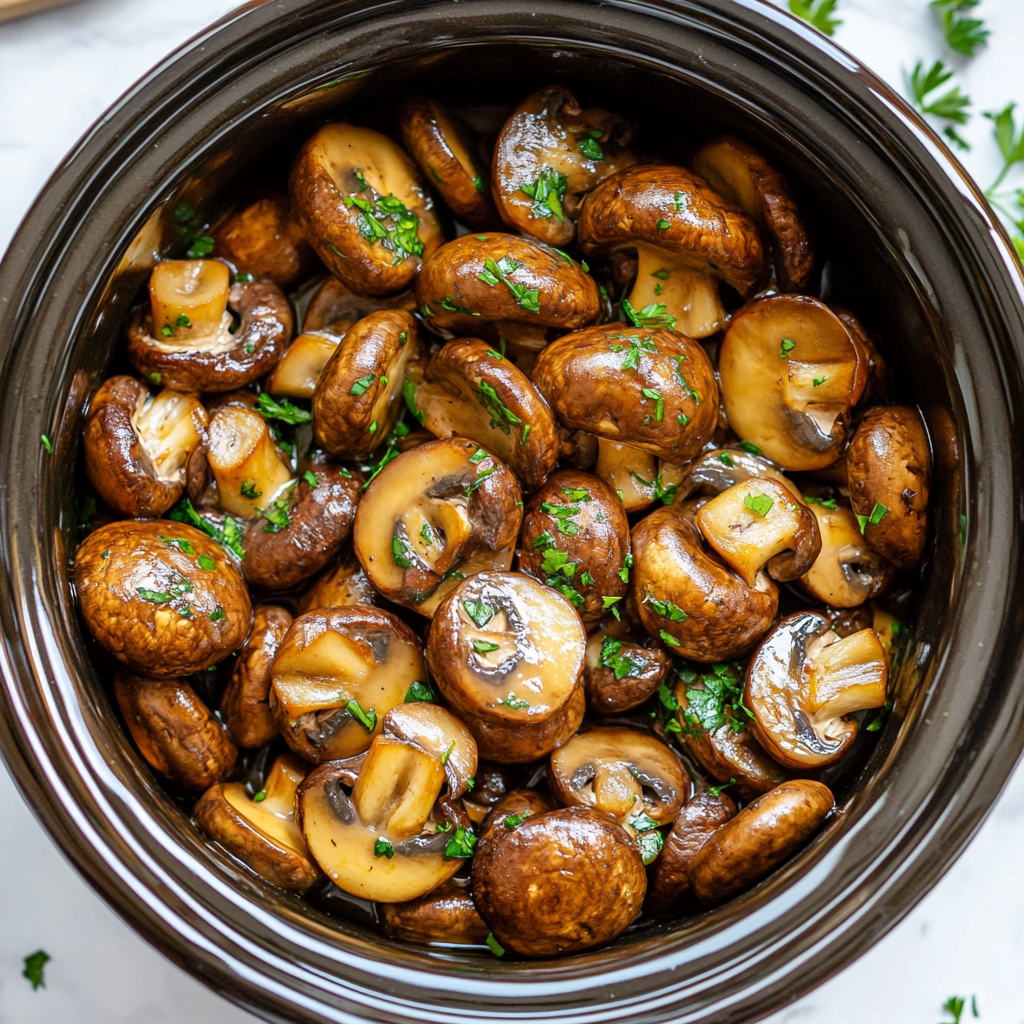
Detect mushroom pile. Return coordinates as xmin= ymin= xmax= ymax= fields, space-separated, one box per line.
xmin=71 ymin=85 xmax=932 ymax=959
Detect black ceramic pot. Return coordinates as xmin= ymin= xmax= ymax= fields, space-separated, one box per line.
xmin=2 ymin=1 xmax=1023 ymax=1021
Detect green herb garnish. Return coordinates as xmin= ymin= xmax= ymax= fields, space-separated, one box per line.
xmin=346 ymin=699 xmax=377 ymax=732
xmin=22 ymin=950 xmax=50 ymax=991
xmin=744 ymin=493 xmax=774 ymax=517
xmin=374 ymin=837 xmax=395 ymax=859
xmin=255 ymin=393 xmax=312 ymax=425
xmin=622 ymin=298 xmax=677 ymax=331
xmin=444 ymin=825 xmax=477 ymax=859
xmin=405 ymin=681 xmax=435 ymax=703
xmin=519 ymin=166 xmax=568 ymax=221
xmin=787 ymin=0 xmax=841 ymax=35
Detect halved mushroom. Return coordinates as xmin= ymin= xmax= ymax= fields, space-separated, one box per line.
xmin=690 ymin=137 xmax=815 ymax=292
xmin=471 ymin=805 xmax=646 ymax=957
xmin=398 ymin=96 xmax=496 ymax=228
xmin=695 ymin=478 xmax=820 ymax=586
xmin=270 ymin=606 xmax=426 ymax=764
xmin=584 ymin=629 xmax=670 ymax=714
xmin=491 ymin=85 xmax=637 ymax=245
xmin=194 ymin=753 xmax=321 ymax=891
xmin=295 ymin=706 xmax=477 ymax=902
xmin=645 ymin=791 xmax=737 ymax=913
xmin=532 ymin=323 xmax=719 ymax=462
xmin=298 ymin=551 xmax=379 ymax=612
xmin=352 ymin=438 xmax=522 ymax=617
xmin=127 ymin=263 xmax=293 ymax=392
xmin=745 ymin=611 xmax=888 ymax=769
xmin=549 ymin=727 xmax=688 ymax=828
xmin=630 ymin=505 xmax=777 ymax=662
xmin=577 ymin=165 xmax=765 ymax=338
xmin=265 ymin=330 xmax=343 ymax=399
xmin=114 ymin=672 xmax=237 ymax=790
xmin=207 ymin=406 xmax=295 ymax=520
xmin=381 ymin=876 xmax=490 ymax=945
xmin=289 ymin=123 xmax=444 ymax=296
xmin=517 ymin=470 xmax=631 ymax=624
xmin=303 ymin=273 xmax=417 ymax=332
xmin=688 ymin=780 xmax=834 ymax=902
xmin=241 ymin=462 xmax=362 ymax=591
xmin=594 ymin=439 xmax=660 ymax=513
xmin=799 ymin=499 xmax=894 ymax=607
xmin=673 ymin=446 xmax=800 ymax=504
xmin=212 ymin=193 xmax=318 ymax=288
xmin=75 ymin=520 xmax=252 ymax=678
xmin=84 ymin=375 xmax=208 ymax=518
xmin=718 ymin=295 xmax=867 ymax=471
xmin=846 ymin=406 xmax=931 ymax=570
xmin=220 ymin=604 xmax=293 ymax=748
xmin=312 ymin=309 xmax=420 ymax=459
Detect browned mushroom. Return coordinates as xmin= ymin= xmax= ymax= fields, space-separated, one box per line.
xmin=745 ymin=611 xmax=888 ymax=769
xmin=584 ymin=628 xmax=670 ymax=714
xmin=381 ymin=876 xmax=490 ymax=945
xmin=84 ymin=375 xmax=208 ymax=518
xmin=832 ymin=307 xmax=891 ymax=407
xmin=593 ymin=438 xmax=661 ymax=514
xmin=264 ymin=330 xmax=343 ymax=399
xmin=672 ymin=446 xmax=802 ymax=504
xmin=478 ymin=788 xmax=555 ymax=837
xmin=302 ymin=273 xmax=417 ymax=332
xmin=298 ymin=552 xmax=379 ymax=612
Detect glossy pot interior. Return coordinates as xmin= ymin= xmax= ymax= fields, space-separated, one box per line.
xmin=2 ymin=1 xmax=1024 ymax=1022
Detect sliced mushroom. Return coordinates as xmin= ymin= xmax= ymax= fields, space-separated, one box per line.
xmin=517 ymin=470 xmax=631 ymax=624
xmin=688 ymin=780 xmax=834 ymax=902
xmin=270 ymin=606 xmax=426 ymax=764
xmin=577 ymin=165 xmax=765 ymax=338
xmin=584 ymin=630 xmax=670 ymax=714
xmin=128 ymin=265 xmax=292 ymax=392
xmin=690 ymin=137 xmax=815 ymax=292
xmin=846 ymin=406 xmax=931 ymax=569
xmin=84 ymin=375 xmax=208 ymax=518
xmin=75 ymin=520 xmax=252 ymax=678
xmin=289 ymin=123 xmax=444 ymax=296
xmin=352 ymin=438 xmax=522 ymax=617
xmin=381 ymin=876 xmax=490 ymax=945
xmin=532 ymin=323 xmax=719 ymax=462
xmin=398 ymin=96 xmax=496 ymax=228
xmin=548 ymin=727 xmax=688 ymax=827
xmin=799 ymin=499 xmax=894 ymax=607
xmin=471 ymin=805 xmax=646 ymax=957
xmin=312 ymin=309 xmax=420 ymax=459
xmin=718 ymin=295 xmax=867 ymax=470
xmin=631 ymin=505 xmax=777 ymax=662
xmin=673 ymin=446 xmax=801 ymax=504
xmin=114 ymin=672 xmax=237 ymax=790
xmin=745 ymin=611 xmax=888 ymax=769
xmin=298 ymin=552 xmax=379 ymax=612
xmin=194 ymin=753 xmax=321 ymax=891
xmin=594 ymin=438 xmax=660 ymax=513
xmin=265 ymin=330 xmax=343 ymax=399
xmin=220 ymin=604 xmax=293 ymax=748
xmin=491 ymin=85 xmax=637 ymax=245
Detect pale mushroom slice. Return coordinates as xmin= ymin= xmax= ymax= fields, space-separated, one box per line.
xmin=745 ymin=611 xmax=888 ymax=769
xmin=265 ymin=330 xmax=345 ymax=399
xmin=595 ymin=439 xmax=661 ymax=514
xmin=382 ymin=701 xmax=479 ymax=800
xmin=718 ymin=295 xmax=867 ymax=471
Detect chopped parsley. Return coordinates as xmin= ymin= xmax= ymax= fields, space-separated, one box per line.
xmin=857 ymin=502 xmax=890 ymax=533
xmin=716 ymin=452 xmax=735 ymax=468
xmin=504 ymin=810 xmax=533 ymax=830
xmin=659 ymin=630 xmax=681 ymax=647
xmin=350 ymin=374 xmax=375 ymax=396
xmin=40 ymin=434 xmax=53 ymax=454
xmin=342 ymin=180 xmax=425 ymax=263
xmin=469 ymin=447 xmax=489 ymax=464
xmin=679 ymin=661 xmax=753 ymax=735
xmin=439 ymin=740 xmax=455 ymax=766
xmin=477 ymin=255 xmax=540 ymax=312
xmin=641 ymin=387 xmax=665 ymax=421
xmin=259 ymin=488 xmax=295 ymax=533
xmin=405 ymin=681 xmax=435 ymax=703
xmin=392 ymin=534 xmax=414 ymax=568
xmin=196 ymin=554 xmax=216 ymax=570
xmin=652 ymin=268 xmax=671 ymax=280
xmin=255 ymin=393 xmax=312 ymax=425
xmin=302 ymin=469 xmax=319 ymax=488
xmin=707 ymin=778 xmax=736 ymax=797
xmin=473 ymin=380 xmax=522 ymax=433
xmin=443 ymin=825 xmax=477 ymax=859
xmin=438 ymin=295 xmax=478 ymax=316
xmin=462 ymin=598 xmax=497 ymax=628
xmin=744 ymin=493 xmax=773 ymax=517
xmin=176 ymin=313 xmax=191 ymax=329
xmin=485 ymin=933 xmax=505 ymax=957
xmin=137 ymin=588 xmax=172 ymax=603
xmin=637 ymin=828 xmax=664 ymax=864
xmin=240 ymin=480 xmax=262 ymax=499
xmin=169 ymin=497 xmax=244 ymax=559
xmin=472 ymin=639 xmax=501 ymax=654
xmin=619 ymin=553 xmax=634 ymax=584
xmin=374 ymin=837 xmax=395 ymax=859
xmin=622 ymin=299 xmax=677 ymax=331
xmin=346 ymin=699 xmax=377 ymax=732
xmin=813 ymin=375 xmax=829 ymax=387
xmin=209 ymin=607 xmax=225 ymax=622
xmin=519 ymin=166 xmax=568 ymax=221
xmin=498 ymin=692 xmax=530 ymax=709
xmin=805 ymin=495 xmax=838 ymax=510
xmin=647 ymin=594 xmax=688 ymax=622
xmin=779 ymin=338 xmax=796 ymax=359
xmin=600 ymin=635 xmax=645 ymax=679
xmin=578 ymin=135 xmax=604 ymax=161
xmin=738 ymin=440 xmax=762 ymax=456
xmin=464 ymin=466 xmax=496 ymax=495
xmin=611 ymin=331 xmax=658 ymax=371
xmin=865 ymin=700 xmax=893 ymax=733
xmin=22 ymin=950 xmax=50 ymax=991
xmin=253 ymin=789 xmax=267 ymax=802
xmin=656 ymin=217 xmax=671 ymax=230
xmin=160 ymin=325 xmax=174 ymax=337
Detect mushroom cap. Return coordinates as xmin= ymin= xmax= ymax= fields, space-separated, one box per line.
xmin=298 ymin=552 xmax=379 ymax=612
xmin=289 ymin=123 xmax=444 ymax=296
xmin=584 ymin=630 xmax=670 ymax=714
xmin=846 ymin=405 xmax=931 ymax=570
xmin=381 ymin=876 xmax=490 ymax=945
xmin=672 ymin=446 xmax=801 ymax=505
xmin=577 ymin=164 xmax=766 ymax=294
xmin=303 ymin=273 xmax=417 ymax=333
xmin=479 ymin=788 xmax=555 ymax=837
xmin=471 ymin=805 xmax=647 ymax=957
xmin=415 ymin=232 xmax=601 ymax=334
xmin=75 ymin=520 xmax=252 ymax=678
xmin=532 ymin=323 xmax=719 ymax=462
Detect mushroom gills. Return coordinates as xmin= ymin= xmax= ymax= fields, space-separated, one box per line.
xmin=222 ymin=756 xmax=308 ymax=854
xmin=131 ymin=387 xmax=205 ymax=483
xmin=149 ymin=259 xmax=231 ymax=341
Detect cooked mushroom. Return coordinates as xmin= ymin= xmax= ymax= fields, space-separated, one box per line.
xmin=471 ymin=805 xmax=646 ymax=957
xmin=303 ymin=273 xmax=417 ymax=332
xmin=718 ymin=295 xmax=867 ymax=471
xmin=114 ymin=672 xmax=237 ymax=789
xmin=491 ymin=85 xmax=637 ymax=245
xmin=127 ymin=262 xmax=293 ymax=392
xmin=381 ymin=876 xmax=490 ymax=945
xmin=548 ymin=727 xmax=688 ymax=827
xmin=799 ymin=499 xmax=894 ymax=607
xmin=577 ymin=165 xmax=765 ymax=338
xmin=84 ymin=375 xmax=208 ymax=518
xmin=220 ymin=604 xmax=293 ymax=748
xmin=352 ymin=438 xmax=522 ymax=617
xmin=295 ymin=706 xmax=477 ymax=902
xmin=398 ymin=96 xmax=496 ymax=228
xmin=832 ymin=307 xmax=891 ymax=407
xmin=695 ymin=478 xmax=820 ymax=586
xmin=241 ymin=462 xmax=362 ymax=591
xmin=212 ymin=193 xmax=318 ymax=288
xmin=427 ymin=571 xmax=587 ymax=762
xmin=265 ymin=330 xmax=343 ymax=399
xmin=745 ymin=611 xmax=888 ymax=769
xmin=478 ymin=788 xmax=554 ymax=837
xmin=311 ymin=309 xmax=419 ymax=459
xmin=690 ymin=137 xmax=815 ymax=292
xmin=673 ymin=446 xmax=801 ymax=504
xmin=194 ymin=753 xmax=321 ymax=891
xmin=289 ymin=123 xmax=443 ymax=296
xmin=298 ymin=552 xmax=379 ymax=612
xmin=584 ymin=629 xmax=670 ymax=714
xmin=593 ymin=438 xmax=660 ymax=513
xmin=532 ymin=323 xmax=719 ymax=462
xmin=517 ymin=470 xmax=631 ymax=624
xmin=645 ymin=791 xmax=737 ymax=913
xmin=409 ymin=338 xmax=558 ymax=490
xmin=630 ymin=505 xmax=777 ymax=662
xmin=75 ymin=520 xmax=252 ymax=677
xmin=688 ymin=780 xmax=834 ymax=902
xmin=462 ymin=764 xmax=526 ymax=826
xmin=270 ymin=606 xmax=426 ymax=764
xmin=846 ymin=406 xmax=931 ymax=570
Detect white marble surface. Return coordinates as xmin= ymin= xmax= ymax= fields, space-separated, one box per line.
xmin=1 ymin=0 xmax=1023 ymax=1021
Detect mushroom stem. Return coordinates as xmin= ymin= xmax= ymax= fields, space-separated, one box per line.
xmin=595 ymin=438 xmax=658 ymax=512
xmin=806 ymin=628 xmax=888 ymax=721
xmin=593 ymin=762 xmax=643 ymax=819
xmin=351 ymin=736 xmax=445 ymax=838
xmin=132 ymin=387 xmax=206 ymax=482
xmin=208 ymin=407 xmax=294 ymax=519
xmin=629 ymin=245 xmax=725 ymax=339
xmin=266 ymin=331 xmax=344 ymax=399
xmin=149 ymin=259 xmax=230 ymax=340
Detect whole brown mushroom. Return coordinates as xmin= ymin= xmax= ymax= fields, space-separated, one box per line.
xmin=584 ymin=629 xmax=670 ymax=714
xmin=381 ymin=876 xmax=490 ymax=945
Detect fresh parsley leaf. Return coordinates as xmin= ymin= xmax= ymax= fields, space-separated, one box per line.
xmin=779 ymin=337 xmax=796 ymax=359
xmin=342 ymin=185 xmax=425 ymax=262
xmin=196 ymin=553 xmax=216 ymax=570
xmin=707 ymin=778 xmax=736 ymax=797
xmin=869 ymin=501 xmax=889 ymax=525
xmin=641 ymin=387 xmax=665 ymax=421
xmin=350 ymin=374 xmax=375 ymax=396
xmin=209 ymin=606 xmax=225 ymax=622
xmin=738 ymin=440 xmax=762 ymax=456
xmin=805 ymin=495 xmax=838 ymax=510
xmin=637 ymin=828 xmax=664 ymax=864
xmin=519 ymin=166 xmax=568 ymax=221
xmin=504 ymin=810 xmax=533 ymax=830
xmin=787 ymin=0 xmax=841 ymax=36
xmin=910 ymin=61 xmax=971 ymax=128
xmin=137 ymin=588 xmax=171 ymax=603
xmin=405 ymin=681 xmax=435 ymax=702
xmin=578 ymin=135 xmax=604 ymax=161
xmin=258 ymin=488 xmax=295 ymax=534
xmin=622 ymin=298 xmax=677 ymax=331
xmin=374 ymin=837 xmax=395 ymax=859
xmin=392 ymin=534 xmax=414 ymax=568
xmin=866 ymin=699 xmax=893 ymax=733
xmin=647 ymin=594 xmax=688 ymax=622
xmin=932 ymin=0 xmax=989 ymax=58
xmin=473 ymin=380 xmax=522 ymax=433
xmin=22 ymin=950 xmax=50 ymax=991
xmin=478 ymin=255 xmax=540 ymax=312
xmin=255 ymin=393 xmax=312 ymax=425
xmin=485 ymin=932 xmax=505 ymax=957
xmin=498 ymin=691 xmax=530 ymax=709
xmin=240 ymin=480 xmax=261 ymax=499
xmin=168 ymin=497 xmax=245 ymax=559
xmin=600 ymin=635 xmax=645 ymax=679
xmin=444 ymin=825 xmax=477 ymax=859
xmin=40 ymin=434 xmax=53 ymax=454
xmin=346 ymin=699 xmax=377 ymax=732
xmin=472 ymin=639 xmax=501 ymax=654
xmin=744 ymin=493 xmax=774 ymax=517
xmin=463 ymin=598 xmax=497 ymax=628
xmin=302 ymin=469 xmax=319 ymax=488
